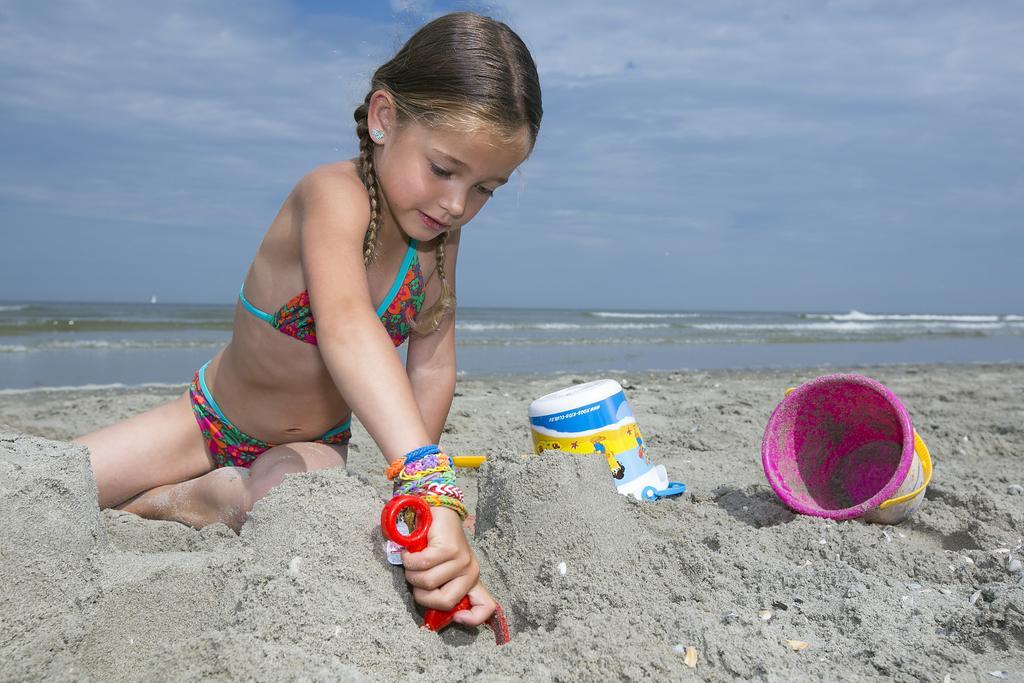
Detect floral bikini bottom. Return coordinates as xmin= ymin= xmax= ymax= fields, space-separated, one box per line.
xmin=188 ymin=361 xmax=351 ymax=469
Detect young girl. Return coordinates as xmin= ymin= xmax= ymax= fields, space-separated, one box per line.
xmin=76 ymin=12 xmax=542 ymax=629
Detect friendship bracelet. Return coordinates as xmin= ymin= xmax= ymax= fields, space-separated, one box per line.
xmin=393 ymin=479 xmax=465 ymax=502
xmin=403 ymin=444 xmax=442 ymax=463
xmin=387 ymin=455 xmax=451 ymax=482
xmin=397 ymin=460 xmax=451 ymax=482
xmin=384 ymin=459 xmax=404 ymax=480
xmin=418 ymin=493 xmax=468 ymax=520
xmin=404 ymin=452 xmax=446 ymax=474
xmin=394 ymin=478 xmax=467 ymax=520
xmin=417 ymin=481 xmax=465 ymax=501
xmin=393 ymin=464 xmax=458 ymax=495
xmin=384 ymin=445 xmax=467 ymax=520
xmin=384 ymin=444 xmax=445 ymax=480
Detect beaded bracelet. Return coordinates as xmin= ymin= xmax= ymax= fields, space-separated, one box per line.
xmin=385 ymin=444 xmax=468 ymax=520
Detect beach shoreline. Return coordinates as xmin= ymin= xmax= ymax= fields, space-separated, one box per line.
xmin=2 ymin=363 xmax=1023 ymax=680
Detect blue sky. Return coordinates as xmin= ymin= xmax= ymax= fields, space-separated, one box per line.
xmin=0 ymin=0 xmax=1020 ymax=312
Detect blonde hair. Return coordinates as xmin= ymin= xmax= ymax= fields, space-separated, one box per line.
xmin=352 ymin=12 xmax=542 ymax=334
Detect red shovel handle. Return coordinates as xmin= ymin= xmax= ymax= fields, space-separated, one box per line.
xmin=381 ymin=495 xmax=431 ymax=553
xmin=423 ymin=595 xmax=472 ymax=631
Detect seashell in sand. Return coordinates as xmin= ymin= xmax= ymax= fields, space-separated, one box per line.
xmin=684 ymin=646 xmax=698 ymax=668
xmin=785 ymin=639 xmax=809 ymax=651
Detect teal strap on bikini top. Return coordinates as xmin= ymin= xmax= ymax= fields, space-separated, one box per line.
xmin=239 ymin=240 xmax=425 ymax=347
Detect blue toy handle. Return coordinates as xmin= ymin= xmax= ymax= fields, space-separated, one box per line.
xmin=641 ymin=482 xmax=687 ymax=501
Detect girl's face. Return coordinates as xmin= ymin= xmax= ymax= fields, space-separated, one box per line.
xmin=372 ymin=118 xmax=530 ymax=242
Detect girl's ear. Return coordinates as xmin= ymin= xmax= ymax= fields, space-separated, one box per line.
xmin=367 ymin=90 xmax=396 ymax=142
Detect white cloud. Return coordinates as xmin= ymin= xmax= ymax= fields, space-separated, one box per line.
xmin=0 ymin=0 xmax=375 ymax=140
xmin=389 ymin=0 xmax=431 ymax=14
xmin=504 ymin=1 xmax=1023 ymax=100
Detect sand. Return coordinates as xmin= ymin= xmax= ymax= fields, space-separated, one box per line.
xmin=1 ymin=364 xmax=1023 ymax=681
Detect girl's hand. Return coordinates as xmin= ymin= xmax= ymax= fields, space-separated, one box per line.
xmin=400 ymin=506 xmax=496 ymax=626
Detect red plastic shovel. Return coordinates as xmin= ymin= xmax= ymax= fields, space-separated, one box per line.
xmin=380 ymin=495 xmax=471 ymax=631
xmin=381 ymin=495 xmax=512 ymax=643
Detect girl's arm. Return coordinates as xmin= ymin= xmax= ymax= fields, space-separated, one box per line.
xmin=405 ymin=229 xmax=460 ymax=442
xmin=297 ymin=167 xmax=433 ymax=462
xmin=401 ymin=233 xmax=498 ymax=627
xmin=298 ymin=168 xmax=493 ymax=624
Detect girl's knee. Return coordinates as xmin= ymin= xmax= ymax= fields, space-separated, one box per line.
xmin=200 ymin=467 xmax=254 ymax=523
xmin=243 ymin=443 xmax=346 ymax=504
xmin=243 ymin=460 xmax=299 ymax=505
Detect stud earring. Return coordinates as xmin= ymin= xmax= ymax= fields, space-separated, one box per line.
xmin=370 ymin=128 xmax=385 ymax=143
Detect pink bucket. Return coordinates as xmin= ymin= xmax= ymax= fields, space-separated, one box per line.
xmin=761 ymin=374 xmax=932 ymax=522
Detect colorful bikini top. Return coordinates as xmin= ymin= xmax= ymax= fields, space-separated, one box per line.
xmin=239 ymin=240 xmax=425 ymax=347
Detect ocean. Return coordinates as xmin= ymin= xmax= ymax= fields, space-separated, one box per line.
xmin=1 ymin=301 xmax=1021 ymax=390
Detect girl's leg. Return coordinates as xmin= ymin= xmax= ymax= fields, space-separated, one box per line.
xmin=118 ymin=466 xmax=251 ymax=531
xmin=119 ymin=441 xmax=347 ymax=532
xmin=75 ymin=391 xmax=214 ymax=509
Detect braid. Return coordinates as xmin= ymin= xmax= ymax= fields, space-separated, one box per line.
xmin=434 ymin=236 xmax=451 ymax=320
xmin=353 ymin=96 xmax=381 ymax=265
xmin=412 ymin=233 xmax=457 ymax=334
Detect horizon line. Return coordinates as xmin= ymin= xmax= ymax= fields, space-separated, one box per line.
xmin=0 ymin=299 xmax=1020 ymax=317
